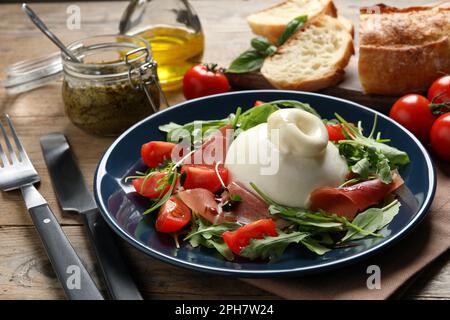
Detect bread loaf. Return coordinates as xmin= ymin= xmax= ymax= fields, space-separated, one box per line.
xmin=359 ymin=4 xmax=450 ymax=96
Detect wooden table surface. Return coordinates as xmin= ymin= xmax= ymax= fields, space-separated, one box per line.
xmin=0 ymin=0 xmax=449 ymax=300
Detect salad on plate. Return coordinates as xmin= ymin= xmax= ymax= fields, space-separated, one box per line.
xmin=126 ymin=100 xmax=410 ymax=261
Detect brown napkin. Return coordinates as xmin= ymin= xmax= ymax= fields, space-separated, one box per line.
xmin=243 ymin=161 xmax=450 ymax=300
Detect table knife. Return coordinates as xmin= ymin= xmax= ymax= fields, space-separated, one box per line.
xmin=40 ymin=133 xmax=143 ymax=300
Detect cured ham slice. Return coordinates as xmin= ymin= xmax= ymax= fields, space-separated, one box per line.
xmin=225 ymin=182 xmax=270 ymax=225
xmin=309 ymin=174 xmax=404 ymax=221
xmin=185 ymin=125 xmax=232 ymax=165
xmin=178 ymin=188 xmax=235 ymax=224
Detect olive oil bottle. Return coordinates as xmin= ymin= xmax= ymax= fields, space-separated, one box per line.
xmin=135 ymin=26 xmax=204 ymax=91
xmin=120 ymin=0 xmax=204 ymax=92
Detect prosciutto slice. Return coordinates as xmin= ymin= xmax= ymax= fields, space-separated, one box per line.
xmin=185 ymin=125 xmax=232 ymax=166
xmin=309 ymin=174 xmax=404 ymax=221
xmin=178 ymin=182 xmax=270 ymax=225
xmin=225 ymin=182 xmax=270 ymax=225
xmin=178 ymin=188 xmax=235 ymax=224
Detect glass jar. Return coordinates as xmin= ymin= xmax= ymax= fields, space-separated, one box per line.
xmin=120 ymin=0 xmax=204 ymax=91
xmin=62 ymin=35 xmax=161 ymax=136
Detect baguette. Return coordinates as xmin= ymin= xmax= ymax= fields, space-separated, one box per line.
xmin=261 ymin=15 xmax=354 ymax=91
xmin=359 ymin=4 xmax=450 ymax=95
xmin=247 ymin=0 xmax=337 ymax=44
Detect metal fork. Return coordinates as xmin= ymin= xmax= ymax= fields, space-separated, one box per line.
xmin=0 ymin=114 xmax=103 ymax=300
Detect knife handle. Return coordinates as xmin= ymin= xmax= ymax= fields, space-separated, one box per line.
xmin=83 ymin=210 xmax=143 ymax=300
xmin=29 ymin=204 xmax=104 ymax=300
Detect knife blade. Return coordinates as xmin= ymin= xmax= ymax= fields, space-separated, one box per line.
xmin=40 ymin=133 xmax=143 ymax=300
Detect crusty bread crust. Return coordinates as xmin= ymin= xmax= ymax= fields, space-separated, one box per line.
xmin=261 ymin=15 xmax=354 ymax=91
xmin=247 ymin=0 xmax=337 ymax=44
xmin=359 ymin=4 xmax=450 ymax=95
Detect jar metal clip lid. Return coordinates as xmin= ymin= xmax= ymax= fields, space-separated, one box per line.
xmin=125 ymin=47 xmax=170 ymax=113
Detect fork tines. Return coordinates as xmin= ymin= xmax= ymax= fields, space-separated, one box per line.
xmin=0 ymin=114 xmax=27 ymax=167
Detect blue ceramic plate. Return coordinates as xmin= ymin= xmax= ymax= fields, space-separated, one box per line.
xmin=94 ymin=91 xmax=436 ymax=277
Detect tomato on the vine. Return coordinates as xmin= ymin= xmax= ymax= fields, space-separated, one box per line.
xmin=430 ymin=113 xmax=450 ymax=162
xmin=183 ymin=64 xmax=230 ymax=100
xmin=389 ymin=94 xmax=436 ymax=142
xmin=428 ymin=75 xmax=450 ymax=104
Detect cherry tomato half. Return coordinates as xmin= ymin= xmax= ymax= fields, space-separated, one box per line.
xmin=183 ymin=64 xmax=230 ymax=100
xmin=181 ymin=165 xmax=229 ymax=193
xmin=132 ymin=172 xmax=178 ymax=199
xmin=156 ymin=196 xmax=191 ymax=233
xmin=389 ymin=94 xmax=436 ymax=142
xmin=141 ymin=141 xmax=176 ymax=168
xmin=428 ymin=75 xmax=450 ymax=104
xmin=254 ymin=100 xmax=265 ymax=106
xmin=430 ymin=113 xmax=450 ymax=162
xmin=326 ymin=124 xmax=346 ymax=141
xmin=222 ymin=219 xmax=277 ymax=256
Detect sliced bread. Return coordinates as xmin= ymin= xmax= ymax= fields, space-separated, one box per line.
xmin=261 ymin=15 xmax=354 ymax=91
xmin=247 ymin=0 xmax=337 ymax=44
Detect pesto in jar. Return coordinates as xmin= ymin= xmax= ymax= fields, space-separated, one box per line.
xmin=61 ymin=35 xmax=161 ymax=136
xmin=62 ymin=79 xmax=159 ymax=136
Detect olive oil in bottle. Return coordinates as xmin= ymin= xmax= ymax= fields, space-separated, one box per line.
xmin=135 ymin=26 xmax=204 ymax=91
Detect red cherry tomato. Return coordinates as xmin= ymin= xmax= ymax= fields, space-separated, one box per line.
xmin=155 ymin=196 xmax=191 ymax=233
xmin=222 ymin=219 xmax=277 ymax=256
xmin=132 ymin=172 xmax=178 ymax=199
xmin=141 ymin=141 xmax=176 ymax=168
xmin=254 ymin=100 xmax=265 ymax=106
xmin=326 ymin=124 xmax=346 ymax=141
xmin=389 ymin=94 xmax=436 ymax=142
xmin=430 ymin=113 xmax=450 ymax=162
xmin=428 ymin=75 xmax=450 ymax=104
xmin=181 ymin=165 xmax=229 ymax=193
xmin=183 ymin=64 xmax=230 ymax=100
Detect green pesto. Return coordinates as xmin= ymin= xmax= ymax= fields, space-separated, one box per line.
xmin=62 ymin=80 xmax=160 ymax=136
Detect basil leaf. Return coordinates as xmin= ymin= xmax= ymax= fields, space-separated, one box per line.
xmin=277 ymin=15 xmax=308 ymax=46
xmin=240 ymin=231 xmax=310 ymax=261
xmin=251 ymin=37 xmax=277 ymax=56
xmin=227 ymin=50 xmax=265 ymax=74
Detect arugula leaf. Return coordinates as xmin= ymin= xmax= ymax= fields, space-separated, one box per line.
xmin=277 ymin=15 xmax=308 ymax=46
xmin=237 ymin=100 xmax=320 ymax=131
xmin=240 ymin=231 xmax=310 ymax=260
xmin=227 ymin=50 xmax=266 ymax=74
xmin=238 ymin=104 xmax=279 ymax=130
xmin=159 ymin=118 xmax=231 ymax=143
xmin=351 ymin=158 xmax=371 ymax=179
xmin=336 ymin=113 xmax=410 ymax=167
xmin=300 ymin=237 xmax=331 ymax=255
xmin=336 ymin=113 xmax=409 ymax=183
xmin=184 ymin=221 xmax=240 ymax=240
xmin=341 ymin=200 xmax=400 ymax=242
xmin=185 ymin=215 xmax=238 ymax=261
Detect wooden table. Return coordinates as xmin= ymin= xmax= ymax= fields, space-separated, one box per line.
xmin=0 ymin=0 xmax=449 ymax=300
